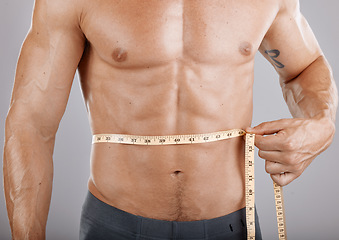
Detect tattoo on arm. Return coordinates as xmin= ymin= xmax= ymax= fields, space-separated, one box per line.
xmin=265 ymin=49 xmax=285 ymax=69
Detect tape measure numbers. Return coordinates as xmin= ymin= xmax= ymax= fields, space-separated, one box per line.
xmin=92 ymin=129 xmax=287 ymax=240
xmin=245 ymin=133 xmax=256 ymax=239
xmin=274 ymin=182 xmax=287 ymax=240
xmin=93 ymin=129 xmax=246 ymax=145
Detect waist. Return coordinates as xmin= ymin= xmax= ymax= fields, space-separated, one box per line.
xmin=89 ymin=128 xmax=247 ymax=186
xmin=92 ymin=129 xmax=246 ymax=145
xmin=88 ymin=129 xmax=247 ymax=221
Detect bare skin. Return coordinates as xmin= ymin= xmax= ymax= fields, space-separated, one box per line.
xmin=3 ymin=0 xmax=337 ymax=239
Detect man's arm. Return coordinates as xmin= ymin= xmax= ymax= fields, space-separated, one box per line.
xmin=247 ymin=0 xmax=338 ymax=186
xmin=3 ymin=0 xmax=85 ymax=239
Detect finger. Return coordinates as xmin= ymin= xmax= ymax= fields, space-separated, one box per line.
xmin=258 ymin=150 xmax=285 ymax=164
xmin=265 ymin=160 xmax=288 ymax=175
xmin=271 ymin=172 xmax=300 ymax=186
xmin=255 ymin=134 xmax=285 ymax=151
xmin=246 ymin=119 xmax=291 ymax=135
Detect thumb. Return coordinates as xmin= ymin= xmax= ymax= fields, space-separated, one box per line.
xmin=246 ymin=119 xmax=288 ymax=135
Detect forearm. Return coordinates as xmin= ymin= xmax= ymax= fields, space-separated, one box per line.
xmin=3 ymin=119 xmax=55 ymax=240
xmin=281 ymin=55 xmax=338 ymax=123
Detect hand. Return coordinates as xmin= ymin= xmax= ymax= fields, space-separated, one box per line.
xmin=246 ymin=117 xmax=335 ymax=186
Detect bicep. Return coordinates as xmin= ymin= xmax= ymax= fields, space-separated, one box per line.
xmin=259 ymin=0 xmax=322 ymax=82
xmin=8 ymin=0 xmax=85 ymax=136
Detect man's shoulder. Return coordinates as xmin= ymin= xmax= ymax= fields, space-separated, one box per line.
xmin=277 ymin=0 xmax=300 ymax=15
xmin=33 ymin=0 xmax=82 ymax=30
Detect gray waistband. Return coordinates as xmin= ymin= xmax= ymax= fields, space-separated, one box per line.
xmin=81 ymin=191 xmax=262 ymax=239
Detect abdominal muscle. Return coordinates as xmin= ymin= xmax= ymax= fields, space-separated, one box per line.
xmin=88 ymin=137 xmax=247 ymax=221
xmin=80 ymin=53 xmax=254 ymax=221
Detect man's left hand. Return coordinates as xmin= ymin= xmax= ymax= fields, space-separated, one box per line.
xmin=246 ymin=117 xmax=335 ymax=186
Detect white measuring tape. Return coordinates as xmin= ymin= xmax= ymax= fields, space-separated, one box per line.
xmin=92 ymin=129 xmax=287 ymax=239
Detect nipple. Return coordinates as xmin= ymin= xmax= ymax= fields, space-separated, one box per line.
xmin=112 ymin=47 xmax=128 ymax=62
xmin=239 ymin=42 xmax=253 ymax=56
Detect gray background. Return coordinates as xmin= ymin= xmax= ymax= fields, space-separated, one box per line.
xmin=0 ymin=0 xmax=338 ymax=239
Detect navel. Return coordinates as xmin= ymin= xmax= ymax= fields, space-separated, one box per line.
xmin=112 ymin=47 xmax=128 ymax=62
xmin=239 ymin=41 xmax=253 ymax=56
xmin=171 ymin=170 xmax=183 ymax=177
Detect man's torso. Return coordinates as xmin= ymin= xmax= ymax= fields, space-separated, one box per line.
xmin=76 ymin=0 xmax=280 ymax=221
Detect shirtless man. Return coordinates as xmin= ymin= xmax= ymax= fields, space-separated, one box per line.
xmin=3 ymin=0 xmax=337 ymax=239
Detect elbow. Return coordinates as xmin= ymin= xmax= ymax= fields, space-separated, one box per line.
xmin=326 ymin=117 xmax=336 ymax=147
xmin=5 ymin=104 xmax=58 ymax=144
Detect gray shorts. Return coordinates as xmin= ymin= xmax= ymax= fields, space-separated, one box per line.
xmin=80 ymin=191 xmax=262 ymax=240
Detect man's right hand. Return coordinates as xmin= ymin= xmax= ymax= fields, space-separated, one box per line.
xmin=3 ymin=0 xmax=85 ymax=238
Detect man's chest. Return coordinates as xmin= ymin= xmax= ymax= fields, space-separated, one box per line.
xmin=80 ymin=0 xmax=279 ymax=67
